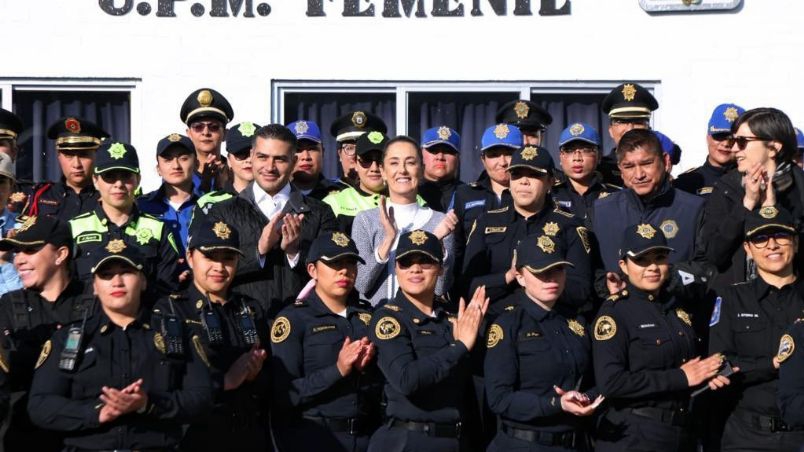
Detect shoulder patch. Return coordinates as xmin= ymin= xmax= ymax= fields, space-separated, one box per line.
xmin=680 ymin=166 xmax=699 ymax=175
xmin=710 ymin=297 xmax=722 ymax=327
xmin=35 ymin=340 xmax=52 ymax=369
xmin=606 ymin=294 xmax=620 ymax=303
xmin=594 ymin=316 xmax=617 ymax=341
xmin=383 ymin=304 xmax=401 ymax=312
xmin=576 ymin=226 xmax=591 ymax=254
xmin=153 ymin=332 xmax=166 ymax=354
xmin=487 ymin=206 xmax=509 ymax=214
xmin=271 ymin=316 xmax=292 ymax=343
xmin=375 ymin=316 xmax=401 ymax=340
xmin=487 ymin=324 xmax=504 ymax=348
xmin=777 ymin=334 xmax=795 ymax=363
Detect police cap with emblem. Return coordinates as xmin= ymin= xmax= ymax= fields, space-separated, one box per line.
xmin=46 ymin=117 xmax=110 ymax=152
xmin=559 ymin=122 xmax=601 ymax=148
xmin=180 ymin=88 xmax=234 ymax=125
xmin=708 ymin=103 xmax=745 ymax=135
xmin=156 ymin=133 xmax=195 ymax=157
xmin=602 ymin=83 xmax=659 ymax=119
xmin=90 ymin=240 xmax=145 ymax=274
xmin=226 ymin=122 xmax=260 ymax=156
xmin=187 ymin=218 xmax=243 ymax=256
xmin=287 ymin=120 xmax=322 ymax=145
xmin=330 ymin=111 xmax=388 ymax=143
xmin=0 ymin=108 xmax=23 ymax=141
xmin=795 ymin=128 xmax=804 ymax=152
xmin=94 ymin=141 xmax=140 ymax=174
xmin=481 ymin=124 xmax=523 ymax=152
xmin=495 ymin=100 xmax=553 ymax=132
xmin=507 ymin=145 xmax=555 ymax=175
xmin=0 ymin=215 xmax=71 ymax=251
xmin=620 ymin=223 xmax=674 ymax=260
xmin=355 ymin=131 xmax=389 ymax=157
xmin=395 ymin=230 xmax=443 ymax=264
xmin=306 ymin=231 xmax=365 ymax=264
xmin=422 ymin=126 xmax=461 ymax=153
xmin=744 ymin=206 xmax=796 ymax=239
xmin=515 ymin=233 xmax=574 ymax=274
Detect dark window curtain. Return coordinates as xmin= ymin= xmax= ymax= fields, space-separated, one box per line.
xmin=284 ymin=92 xmax=396 ymax=180
xmin=408 ymin=92 xmax=519 ymax=183
xmin=13 ymin=91 xmax=130 ymax=182
xmin=536 ymin=93 xmax=615 ymax=162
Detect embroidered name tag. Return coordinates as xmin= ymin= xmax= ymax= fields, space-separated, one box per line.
xmin=465 ymin=200 xmax=485 ymax=210
xmin=76 ymin=233 xmax=102 ymax=244
xmin=485 ymin=227 xmax=507 ymax=234
xmin=312 ymin=325 xmax=336 ymax=333
xmin=639 ymin=324 xmax=656 ymax=329
xmin=737 ymin=313 xmax=759 ymax=318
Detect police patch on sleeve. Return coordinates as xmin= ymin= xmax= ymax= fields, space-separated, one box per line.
xmin=710 ymin=297 xmax=722 ymax=327
xmin=594 ymin=316 xmax=617 ymax=341
xmin=375 ymin=317 xmax=401 ymax=340
xmin=487 ymin=324 xmax=504 ymax=348
xmin=153 ymin=332 xmax=166 ymax=354
xmin=777 ymin=334 xmax=795 ymax=363
xmin=35 ymin=340 xmax=52 ymax=369
xmin=576 ymin=227 xmax=591 ymax=254
xmin=271 ymin=316 xmax=292 ymax=344
xmin=192 ymin=335 xmax=211 ymax=368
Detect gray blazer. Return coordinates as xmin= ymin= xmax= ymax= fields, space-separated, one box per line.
xmin=352 ymin=207 xmax=454 ymax=306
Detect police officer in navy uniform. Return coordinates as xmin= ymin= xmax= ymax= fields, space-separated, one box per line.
xmin=21 ymin=117 xmax=109 ymax=221
xmin=592 ymin=223 xmax=729 ymax=452
xmin=709 ymin=206 xmax=804 ymax=450
xmin=195 ymin=122 xmax=261 ymax=217
xmin=675 ymin=103 xmax=746 ymax=197
xmin=368 ymin=230 xmax=488 ymax=452
xmin=167 ymin=219 xmax=270 ymax=451
xmin=0 ymin=108 xmax=31 ymax=213
xmin=418 ymin=126 xmax=466 ymax=212
xmin=552 ymin=122 xmax=619 ymax=221
xmin=288 ymin=120 xmax=341 ymax=201
xmin=496 ymin=100 xmax=553 ymax=146
xmin=461 ymin=144 xmax=594 ymax=315
xmin=181 ymin=87 xmax=235 ymax=194
xmin=485 ymin=236 xmax=603 ymax=451
xmin=0 ymin=216 xmax=86 ymax=451
xmin=778 ymin=319 xmax=804 ymax=429
xmin=27 ymin=241 xmax=212 ymax=451
xmin=69 ymin=141 xmax=184 ymax=296
xmin=598 ymin=83 xmax=659 ymax=187
xmin=330 ymin=111 xmax=388 ymax=190
xmin=271 ymin=231 xmax=381 ymax=452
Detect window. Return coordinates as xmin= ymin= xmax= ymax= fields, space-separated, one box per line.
xmin=274 ymin=80 xmax=659 ymax=182
xmin=0 ymin=79 xmax=138 ymax=183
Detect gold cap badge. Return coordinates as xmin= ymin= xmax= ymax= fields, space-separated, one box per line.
xmin=17 ymin=215 xmax=37 ymax=233
xmin=636 ymin=224 xmax=656 ymax=239
xmin=352 ymin=111 xmax=367 ymax=128
xmin=724 ymin=106 xmax=739 ymax=123
xmin=622 ymin=84 xmax=637 ymax=102
xmin=212 ymin=222 xmax=231 ymax=240
xmin=197 ymin=90 xmax=213 ymax=107
xmin=514 ymin=101 xmax=530 ymax=119
xmin=332 ymin=232 xmax=350 ymax=247
xmin=167 ymin=133 xmax=182 ymax=142
xmin=437 ymin=126 xmax=451 ymax=140
xmin=569 ymin=123 xmax=585 ymax=136
xmin=537 ymin=235 xmax=556 ymax=254
xmin=409 ymin=230 xmax=428 ymax=246
xmin=106 ymin=239 xmax=126 ymax=254
xmin=493 ymin=124 xmax=510 ymax=139
xmin=759 ymin=206 xmax=778 ymax=219
xmin=543 ymin=222 xmax=560 ymax=237
xmin=521 ymin=146 xmax=538 ymax=161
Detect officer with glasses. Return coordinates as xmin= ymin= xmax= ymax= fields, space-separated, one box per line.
xmin=709 ymin=207 xmax=804 ymax=450
xmin=698 ymin=107 xmax=804 ymax=289
xmin=180 ymin=87 xmax=235 ymax=194
xmin=329 ymin=111 xmax=388 ymax=191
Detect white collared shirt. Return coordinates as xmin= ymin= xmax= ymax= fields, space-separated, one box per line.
xmin=253 ymin=183 xmax=299 ymax=268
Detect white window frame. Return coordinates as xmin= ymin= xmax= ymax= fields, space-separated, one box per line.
xmin=271 ymin=80 xmax=662 ymax=132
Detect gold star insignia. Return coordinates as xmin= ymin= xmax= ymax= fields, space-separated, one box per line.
xmin=537 ymin=235 xmax=556 ymax=254
xmin=409 ymin=230 xmax=428 ymax=246
xmin=724 ymin=107 xmax=739 ymax=123
xmin=494 ymin=124 xmax=510 ymax=139
xmin=514 ymin=101 xmax=530 ymax=119
xmin=108 ymin=143 xmax=127 ymax=160
xmin=437 ymin=126 xmax=451 ymax=140
xmin=622 ymin=84 xmax=637 ymax=102
xmin=636 ymin=224 xmax=656 ymax=239
xmin=167 ymin=133 xmax=182 ymax=143
xmin=352 ymin=111 xmax=367 ymax=128
xmin=543 ymin=222 xmax=560 ymax=237
xmin=569 ymin=123 xmax=585 ymax=136
xmin=212 ymin=222 xmax=231 ymax=239
xmin=293 ymin=121 xmax=308 ymax=135
xmin=521 ymin=146 xmax=538 ymax=161
xmin=331 ymin=232 xmax=350 ymax=247
xmin=238 ymin=122 xmax=257 ymax=137
xmin=106 ymin=239 xmax=126 ymax=254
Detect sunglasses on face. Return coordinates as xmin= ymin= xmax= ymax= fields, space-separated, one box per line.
xmin=99 ymin=170 xmax=136 ymax=183
xmin=727 ymin=135 xmax=770 ymax=151
xmin=190 ymin=122 xmax=223 ymax=133
xmin=748 ymin=232 xmax=793 ymax=248
xmin=710 ymin=132 xmax=731 ymax=142
xmin=397 ymin=255 xmax=439 ymax=270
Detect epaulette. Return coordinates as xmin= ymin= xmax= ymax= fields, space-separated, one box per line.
xmin=487 ymin=206 xmax=509 ymax=214
xmin=552 ymin=179 xmax=565 ymax=187
xmin=357 ymin=298 xmax=372 ymax=309
xmin=606 ymin=293 xmax=622 ymax=303
xmin=293 ymin=299 xmax=308 ymax=307
xmin=680 ymin=166 xmax=700 ymax=175
xmin=72 ymin=211 xmax=93 ymax=219
xmin=553 ymin=207 xmax=575 ymax=218
xmin=382 ymin=304 xmax=401 ymax=312
xmin=503 ymin=304 xmax=517 ymax=312
xmin=602 ymin=183 xmax=622 ymax=191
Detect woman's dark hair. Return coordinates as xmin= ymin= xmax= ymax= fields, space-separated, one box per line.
xmin=732 ymin=107 xmax=797 ymax=163
xmin=382 ymin=135 xmax=421 ymax=162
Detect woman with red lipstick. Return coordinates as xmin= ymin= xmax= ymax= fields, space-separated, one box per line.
xmin=271 ymin=231 xmax=381 ymax=452
xmin=593 ymin=223 xmax=731 ymax=452
xmin=484 ymin=235 xmax=603 ymax=451
xmin=167 ymin=219 xmax=271 ymax=451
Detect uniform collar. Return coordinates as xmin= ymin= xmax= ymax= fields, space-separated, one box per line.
xmin=306 ymin=290 xmax=365 ymax=318
xmin=144 ymin=184 xmax=199 ymax=206
xmin=515 ymin=290 xmax=553 ymax=321
xmin=625 ymin=176 xmax=674 ymax=210
xmin=94 ymin=203 xmax=141 ymax=228
xmin=620 ymin=282 xmax=669 ymax=306
xmin=703 ymin=158 xmax=734 ymax=176
xmin=392 ymin=290 xmax=448 ymax=325
xmin=58 ymin=178 xmax=97 ymax=195
xmin=751 ymin=275 xmax=801 ymax=300
xmin=96 ymin=305 xmax=151 ymax=335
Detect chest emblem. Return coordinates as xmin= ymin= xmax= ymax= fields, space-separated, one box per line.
xmin=135 ymin=228 xmax=153 ymax=245
xmin=568 ymin=319 xmax=585 ymax=337
xmin=543 ymin=222 xmax=560 ymax=237
xmin=675 ymin=308 xmax=692 ymax=327
xmin=660 ymin=220 xmax=679 ymax=239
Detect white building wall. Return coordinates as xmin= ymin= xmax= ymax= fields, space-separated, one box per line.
xmin=0 ymin=0 xmax=801 ymax=190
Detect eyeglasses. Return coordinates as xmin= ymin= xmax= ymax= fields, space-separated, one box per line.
xmin=748 ymin=232 xmax=793 ymax=248
xmin=190 ymin=122 xmax=223 ymax=133
xmin=339 ymin=143 xmax=357 ymax=156
xmin=357 ymin=156 xmax=382 ymax=169
xmin=99 ymin=170 xmax=136 ymax=183
xmin=727 ymin=135 xmax=770 ymax=151
xmin=560 ymin=146 xmax=597 ymax=156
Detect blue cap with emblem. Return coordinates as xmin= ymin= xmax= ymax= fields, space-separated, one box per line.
xmin=287 ymin=120 xmax=322 ymax=144
xmin=422 ymin=126 xmax=460 ymax=152
xmin=559 ymin=122 xmax=600 ymax=148
xmin=653 ymin=131 xmax=682 ymax=165
xmin=708 ymin=103 xmax=745 ymax=135
xmin=481 ymin=124 xmax=522 ymax=151
xmin=620 ymin=223 xmax=674 ymax=260
xmin=795 ymin=128 xmax=804 ymax=151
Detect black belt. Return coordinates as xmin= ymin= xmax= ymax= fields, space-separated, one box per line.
xmin=389 ymin=418 xmax=462 ymax=438
xmin=303 ymin=416 xmax=373 ymax=435
xmin=734 ymin=410 xmax=802 ymax=433
xmin=501 ymin=424 xmax=577 ymax=447
xmin=627 ymin=406 xmax=689 ymax=427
